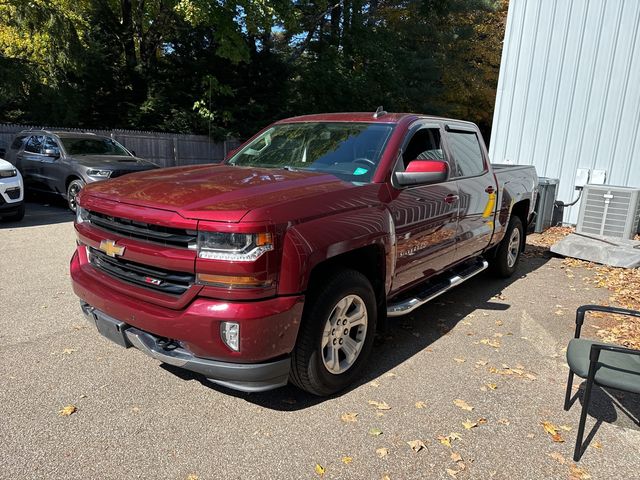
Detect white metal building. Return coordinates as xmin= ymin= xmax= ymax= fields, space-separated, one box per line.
xmin=489 ymin=0 xmax=640 ymax=225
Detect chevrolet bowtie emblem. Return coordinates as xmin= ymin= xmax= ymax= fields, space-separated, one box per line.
xmin=99 ymin=239 xmax=125 ymax=258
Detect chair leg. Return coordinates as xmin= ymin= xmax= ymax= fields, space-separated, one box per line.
xmin=573 ymin=377 xmax=594 ymax=462
xmin=564 ymin=371 xmax=575 ymax=411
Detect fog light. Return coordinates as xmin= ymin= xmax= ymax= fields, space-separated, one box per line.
xmin=221 ymin=321 xmax=240 ymax=351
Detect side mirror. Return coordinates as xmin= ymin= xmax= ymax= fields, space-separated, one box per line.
xmin=395 ymin=160 xmax=448 ymax=186
xmin=43 ymin=148 xmax=60 ymax=158
xmin=225 ymin=147 xmax=240 ymax=162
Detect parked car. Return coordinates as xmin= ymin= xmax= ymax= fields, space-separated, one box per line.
xmin=0 ymin=157 xmax=25 ymax=222
xmin=5 ymin=130 xmax=159 ymax=211
xmin=70 ymin=111 xmax=538 ymax=396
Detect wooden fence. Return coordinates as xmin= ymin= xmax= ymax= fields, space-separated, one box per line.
xmin=0 ymin=124 xmax=241 ymax=168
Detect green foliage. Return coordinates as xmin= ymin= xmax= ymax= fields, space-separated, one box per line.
xmin=0 ymin=0 xmax=507 ymax=139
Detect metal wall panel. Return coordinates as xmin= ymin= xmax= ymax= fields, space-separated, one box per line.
xmin=490 ymin=0 xmax=640 ymax=225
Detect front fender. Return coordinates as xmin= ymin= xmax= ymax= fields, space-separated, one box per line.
xmin=277 ymin=206 xmax=395 ymax=295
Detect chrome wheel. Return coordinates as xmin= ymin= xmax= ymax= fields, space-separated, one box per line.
xmin=321 ymin=294 xmax=368 ymax=375
xmin=507 ymin=227 xmax=521 ymax=268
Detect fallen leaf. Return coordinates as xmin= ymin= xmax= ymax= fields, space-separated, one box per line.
xmin=486 ymin=383 xmax=498 ymax=390
xmin=454 ymin=358 xmax=466 ymax=363
xmin=495 ymin=320 xmax=503 ymax=326
xmin=62 ymin=348 xmax=77 ymax=355
xmin=407 ymin=439 xmax=426 ymax=453
xmin=548 ymin=452 xmax=565 ymax=464
xmin=368 ymin=400 xmax=391 ymax=410
xmin=542 ymin=421 xmax=558 ymax=436
xmin=341 ymin=456 xmax=353 ymax=464
xmin=551 ymin=433 xmax=565 ymax=443
xmin=498 ymin=418 xmax=510 ymax=425
xmin=476 ymin=360 xmax=488 ymax=366
xmin=381 ymin=475 xmax=391 ymax=480
xmin=592 ymin=441 xmax=602 ymax=449
xmin=415 ymin=401 xmax=427 ymax=409
xmin=559 ymin=425 xmax=572 ymax=431
xmin=462 ymin=419 xmax=477 ymax=430
xmin=376 ymin=447 xmax=389 ymax=458
xmin=453 ymin=399 xmax=474 ymax=411
xmin=446 ymin=468 xmax=459 ymax=478
xmin=186 ymin=475 xmax=198 ymax=480
xmin=438 ymin=436 xmax=452 ymax=448
xmin=480 ymin=338 xmax=501 ymax=348
xmin=385 ymin=372 xmax=397 ymax=378
xmin=569 ymin=464 xmax=591 ymax=479
xmin=369 ymin=427 xmax=383 ymax=436
xmin=451 ymin=452 xmax=462 ymax=462
xmin=314 ymin=464 xmax=325 ymax=476
xmin=369 ymin=381 xmax=380 ymax=388
xmin=58 ymin=405 xmax=77 ymax=416
xmin=341 ymin=412 xmax=359 ymax=423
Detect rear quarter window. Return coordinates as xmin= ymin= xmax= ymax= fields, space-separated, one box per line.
xmin=447 ymin=131 xmax=486 ymax=177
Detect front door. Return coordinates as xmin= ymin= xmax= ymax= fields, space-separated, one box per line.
xmin=388 ymin=124 xmax=459 ymax=293
xmin=19 ymin=135 xmax=46 ymax=190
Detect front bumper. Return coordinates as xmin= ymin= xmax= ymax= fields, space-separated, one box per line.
xmin=81 ymin=303 xmax=292 ymax=392
xmin=70 ymin=250 xmax=305 ymax=392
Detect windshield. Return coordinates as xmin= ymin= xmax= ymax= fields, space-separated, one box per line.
xmin=61 ymin=137 xmax=131 ymax=156
xmin=228 ymin=122 xmax=394 ymax=182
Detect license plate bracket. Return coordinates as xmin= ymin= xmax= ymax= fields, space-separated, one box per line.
xmin=93 ymin=310 xmax=131 ymax=348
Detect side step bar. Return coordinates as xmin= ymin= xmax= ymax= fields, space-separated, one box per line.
xmin=386 ymin=258 xmax=489 ymax=317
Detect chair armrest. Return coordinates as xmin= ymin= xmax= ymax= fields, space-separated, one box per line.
xmin=574 ymin=304 xmax=640 ymax=338
xmin=589 ymin=342 xmax=640 ymax=361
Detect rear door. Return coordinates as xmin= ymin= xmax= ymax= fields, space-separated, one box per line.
xmin=444 ymin=124 xmax=496 ymax=260
xmin=388 ymin=122 xmax=460 ymax=292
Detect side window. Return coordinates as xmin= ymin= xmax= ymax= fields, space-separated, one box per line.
xmin=24 ymin=136 xmax=44 ymax=154
xmin=447 ymin=130 xmax=485 ymax=177
xmin=43 ymin=136 xmax=60 ymax=154
xmin=402 ymin=128 xmax=443 ymax=168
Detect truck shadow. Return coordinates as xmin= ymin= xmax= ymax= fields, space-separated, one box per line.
xmin=162 ymin=246 xmax=553 ymax=410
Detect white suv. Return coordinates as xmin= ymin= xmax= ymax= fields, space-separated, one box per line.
xmin=0 ymin=158 xmax=25 ymax=221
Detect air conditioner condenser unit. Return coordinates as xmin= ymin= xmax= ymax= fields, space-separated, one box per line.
xmin=576 ymin=184 xmax=640 ymax=240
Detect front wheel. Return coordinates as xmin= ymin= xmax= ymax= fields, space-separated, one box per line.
xmin=490 ymin=216 xmax=524 ymax=278
xmin=67 ymin=179 xmax=85 ymax=212
xmin=290 ymin=269 xmax=377 ymax=396
xmin=1 ymin=203 xmax=25 ymax=222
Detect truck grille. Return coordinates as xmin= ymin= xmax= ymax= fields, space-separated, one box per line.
xmin=87 ymin=209 xmax=197 ymax=249
xmin=88 ymin=247 xmax=195 ymax=295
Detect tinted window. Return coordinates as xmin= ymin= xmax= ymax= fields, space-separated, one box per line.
xmin=60 ymin=137 xmax=130 ymax=156
xmin=448 ymin=131 xmax=485 ymax=177
xmin=24 ymin=136 xmax=44 ymax=154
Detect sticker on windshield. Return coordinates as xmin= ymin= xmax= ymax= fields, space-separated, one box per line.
xmin=353 ymin=167 xmax=368 ymax=176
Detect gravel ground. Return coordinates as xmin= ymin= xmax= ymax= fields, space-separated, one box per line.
xmin=0 ymin=200 xmax=638 ymax=480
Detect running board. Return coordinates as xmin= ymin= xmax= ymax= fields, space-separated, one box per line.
xmin=386 ymin=259 xmax=489 ymax=317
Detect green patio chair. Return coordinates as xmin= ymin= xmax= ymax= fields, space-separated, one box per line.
xmin=564 ymin=304 xmax=640 ymax=461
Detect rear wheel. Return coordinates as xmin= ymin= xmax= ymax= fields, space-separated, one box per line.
xmin=67 ymin=179 xmax=85 ymax=212
xmin=290 ymin=269 xmax=377 ymax=396
xmin=490 ymin=216 xmax=524 ymax=278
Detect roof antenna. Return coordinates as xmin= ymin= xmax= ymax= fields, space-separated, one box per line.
xmin=373 ymin=106 xmax=387 ymax=119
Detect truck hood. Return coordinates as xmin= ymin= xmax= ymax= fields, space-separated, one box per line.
xmin=82 ymin=164 xmax=361 ymax=222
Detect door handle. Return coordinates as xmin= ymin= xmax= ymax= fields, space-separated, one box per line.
xmin=444 ymin=194 xmax=459 ymax=204
xmin=485 ymin=186 xmax=496 ymax=194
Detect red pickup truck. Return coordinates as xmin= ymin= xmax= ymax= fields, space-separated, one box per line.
xmin=71 ymin=112 xmax=537 ymax=396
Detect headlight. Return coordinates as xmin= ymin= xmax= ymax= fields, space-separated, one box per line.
xmin=197 ymin=231 xmax=273 ymax=261
xmin=86 ymin=169 xmax=112 ymax=178
xmin=0 ymin=169 xmax=17 ymax=178
xmin=76 ymin=205 xmax=90 ymax=224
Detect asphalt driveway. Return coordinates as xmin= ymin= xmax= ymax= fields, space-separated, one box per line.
xmin=0 ymin=201 xmax=638 ymax=479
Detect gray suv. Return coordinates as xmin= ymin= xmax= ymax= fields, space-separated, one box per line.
xmin=6 ymin=130 xmax=159 ymax=211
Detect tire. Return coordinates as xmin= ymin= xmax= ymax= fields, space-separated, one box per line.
xmin=1 ymin=203 xmax=25 ymax=222
xmin=67 ymin=179 xmax=85 ymax=212
xmin=490 ymin=216 xmax=524 ymax=278
xmin=290 ymin=269 xmax=377 ymax=396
